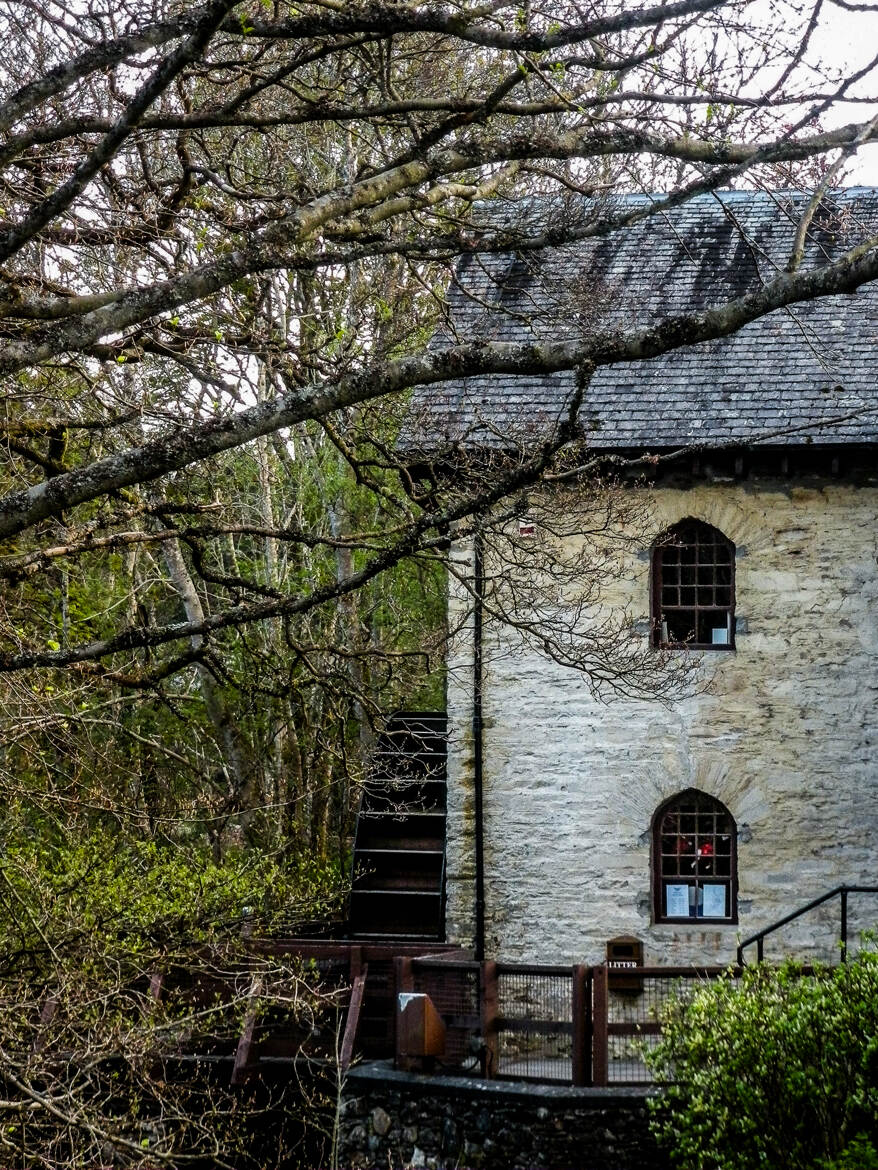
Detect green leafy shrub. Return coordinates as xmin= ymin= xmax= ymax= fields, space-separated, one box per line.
xmin=646 ymin=953 xmax=878 ymax=1170
xmin=0 ymin=829 xmax=346 ymax=975
xmin=823 ymin=1133 xmax=878 ymax=1170
xmin=0 ymin=829 xmax=346 ymax=1167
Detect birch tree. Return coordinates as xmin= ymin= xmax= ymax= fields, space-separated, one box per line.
xmin=1 ymin=0 xmax=877 ymax=672
xmin=1 ymin=0 xmax=876 ymax=843
xmin=1 ymin=1 xmax=878 ymax=1161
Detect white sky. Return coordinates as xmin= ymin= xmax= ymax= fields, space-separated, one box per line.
xmin=813 ymin=4 xmax=878 ymax=182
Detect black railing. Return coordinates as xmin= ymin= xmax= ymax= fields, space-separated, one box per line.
xmin=737 ymin=884 xmax=878 ymax=965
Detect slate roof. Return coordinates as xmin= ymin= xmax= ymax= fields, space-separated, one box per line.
xmin=402 ymin=188 xmax=878 ymax=452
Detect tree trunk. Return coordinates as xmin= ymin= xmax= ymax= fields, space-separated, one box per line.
xmin=161 ymin=536 xmax=256 ymax=836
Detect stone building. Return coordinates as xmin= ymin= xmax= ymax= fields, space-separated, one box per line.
xmin=404 ymin=189 xmax=878 ymax=967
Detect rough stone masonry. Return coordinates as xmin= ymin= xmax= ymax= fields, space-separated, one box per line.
xmin=445 ymin=478 xmax=878 ymax=966
xmin=339 ymin=1063 xmax=664 ymax=1170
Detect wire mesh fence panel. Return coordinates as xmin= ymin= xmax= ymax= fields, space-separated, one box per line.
xmin=496 ymin=968 xmax=573 ymax=1082
xmin=357 ymin=958 xmax=398 ymax=1058
xmin=604 ymin=970 xmax=742 ymax=1084
xmin=607 ymin=973 xmax=688 ymax=1026
xmin=607 ymin=1032 xmax=662 ymax=1083
xmin=411 ymin=961 xmax=482 ymax=1071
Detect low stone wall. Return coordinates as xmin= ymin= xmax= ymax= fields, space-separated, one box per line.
xmin=338 ymin=1063 xmax=667 ymax=1170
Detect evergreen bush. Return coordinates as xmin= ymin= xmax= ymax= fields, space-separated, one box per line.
xmin=647 ymin=951 xmax=878 ymax=1170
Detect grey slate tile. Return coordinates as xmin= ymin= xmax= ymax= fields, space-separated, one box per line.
xmin=402 ymin=189 xmax=878 ymax=452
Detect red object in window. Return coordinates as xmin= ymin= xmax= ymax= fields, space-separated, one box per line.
xmin=653 ymin=790 xmax=738 ymax=924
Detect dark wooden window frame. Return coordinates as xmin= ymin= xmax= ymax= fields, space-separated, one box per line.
xmin=652 ymin=789 xmax=738 ymax=925
xmin=651 ymin=518 xmax=736 ymax=650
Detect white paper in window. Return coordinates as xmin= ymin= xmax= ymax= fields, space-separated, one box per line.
xmin=665 ymin=884 xmax=690 ymax=918
xmin=701 ymin=883 xmax=728 ymax=917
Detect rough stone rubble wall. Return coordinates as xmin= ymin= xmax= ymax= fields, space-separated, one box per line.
xmin=339 ymin=1070 xmax=662 ymax=1170
xmin=444 ymin=481 xmax=878 ymax=966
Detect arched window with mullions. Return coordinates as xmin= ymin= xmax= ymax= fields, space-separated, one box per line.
xmin=653 ymin=790 xmax=737 ymax=923
xmin=652 ymin=519 xmax=735 ymax=649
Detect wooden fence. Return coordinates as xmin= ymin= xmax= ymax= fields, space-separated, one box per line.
xmin=393 ymin=957 xmax=743 ymax=1086
xmin=143 ymin=940 xmax=741 ymax=1088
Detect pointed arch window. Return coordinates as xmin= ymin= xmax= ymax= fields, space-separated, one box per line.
xmin=653 ymin=790 xmax=737 ymax=923
xmin=652 ymin=519 xmax=735 ymax=649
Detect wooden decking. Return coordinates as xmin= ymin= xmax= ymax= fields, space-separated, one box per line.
xmin=124 ymin=936 xmax=869 ymax=1090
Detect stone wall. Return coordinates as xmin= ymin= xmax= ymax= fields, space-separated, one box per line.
xmin=339 ymin=1063 xmax=664 ymax=1170
xmin=445 ymin=479 xmax=878 ymax=965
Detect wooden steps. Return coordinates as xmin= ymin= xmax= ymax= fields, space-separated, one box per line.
xmin=349 ymin=712 xmax=447 ymax=941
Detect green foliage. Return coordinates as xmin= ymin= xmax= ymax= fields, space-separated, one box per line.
xmin=0 ymin=828 xmax=345 ymax=977
xmin=0 ymin=826 xmax=345 ymax=1167
xmin=647 ymin=954 xmax=878 ymax=1170
xmin=823 ymin=1134 xmax=878 ymax=1170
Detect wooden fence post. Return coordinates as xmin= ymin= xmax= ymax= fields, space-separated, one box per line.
xmin=349 ymin=945 xmax=363 ymax=982
xmin=32 ymin=994 xmax=58 ymax=1055
xmin=592 ymin=964 xmax=609 ymax=1088
xmin=393 ymin=957 xmax=414 ymax=1068
xmin=341 ymin=964 xmax=368 ymax=1072
xmin=571 ymin=965 xmax=589 ymax=1086
xmin=231 ymin=974 xmax=263 ymax=1086
xmin=481 ymin=960 xmax=499 ymax=1079
xmin=148 ymin=972 xmax=164 ymax=1003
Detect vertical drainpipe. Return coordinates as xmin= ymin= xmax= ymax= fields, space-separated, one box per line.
xmin=473 ymin=523 xmax=486 ymax=962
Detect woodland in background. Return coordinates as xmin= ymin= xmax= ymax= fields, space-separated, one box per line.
xmin=0 ymin=257 xmax=447 ymax=1165
xmin=2 ymin=0 xmax=878 ymax=1162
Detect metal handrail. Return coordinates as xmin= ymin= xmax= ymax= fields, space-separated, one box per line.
xmin=737 ymin=883 xmax=878 ymax=965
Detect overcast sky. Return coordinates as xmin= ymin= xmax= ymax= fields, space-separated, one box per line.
xmin=814 ymin=2 xmax=878 ymax=182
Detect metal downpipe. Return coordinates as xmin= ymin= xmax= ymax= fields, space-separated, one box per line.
xmin=473 ymin=523 xmax=486 ymax=962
